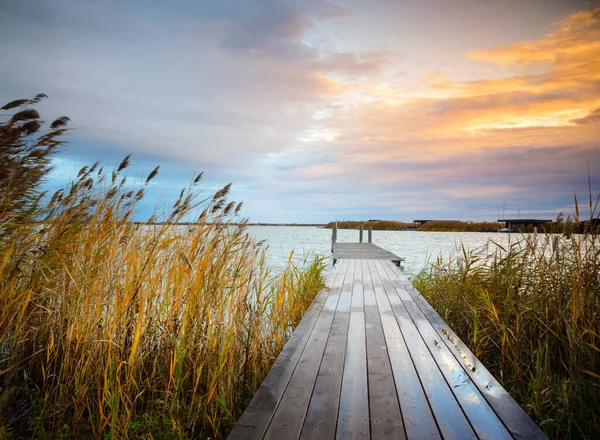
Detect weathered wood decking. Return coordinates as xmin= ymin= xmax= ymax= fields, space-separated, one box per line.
xmin=333 ymin=242 xmax=403 ymax=264
xmin=229 ymin=257 xmax=546 ymax=439
xmin=331 ymin=222 xmax=404 ymax=266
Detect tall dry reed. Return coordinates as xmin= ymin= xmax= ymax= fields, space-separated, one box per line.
xmin=0 ymin=159 xmax=326 ymax=438
xmin=414 ymin=208 xmax=600 ymax=438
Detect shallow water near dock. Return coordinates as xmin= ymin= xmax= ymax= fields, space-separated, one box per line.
xmin=247 ymin=226 xmax=520 ymax=276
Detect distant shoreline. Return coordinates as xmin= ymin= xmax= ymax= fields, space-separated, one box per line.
xmin=132 ymin=222 xmax=326 ymax=227
xmin=325 ymin=220 xmax=503 ymax=232
xmin=130 ymin=218 xmax=595 ymax=234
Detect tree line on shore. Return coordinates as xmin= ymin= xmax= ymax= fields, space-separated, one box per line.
xmin=325 ymin=217 xmax=597 ymax=234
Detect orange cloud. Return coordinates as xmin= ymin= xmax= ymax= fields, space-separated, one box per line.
xmin=469 ymin=9 xmax=600 ymax=70
xmin=326 ymin=7 xmax=600 ymax=166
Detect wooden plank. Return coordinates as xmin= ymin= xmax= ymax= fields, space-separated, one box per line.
xmin=362 ymin=260 xmax=405 ymax=440
xmin=336 ymin=260 xmax=369 ymax=439
xmin=387 ymin=262 xmax=548 ymax=440
xmin=378 ymin=261 xmax=512 ymax=440
xmin=228 ymin=267 xmax=336 ymax=440
xmin=263 ymin=261 xmax=345 ymax=440
xmin=367 ymin=260 xmax=441 ymax=440
xmin=372 ymin=261 xmax=477 ymax=440
xmin=300 ymin=260 xmax=353 ymax=440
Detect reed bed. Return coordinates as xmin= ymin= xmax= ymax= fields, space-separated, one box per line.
xmin=416 ymin=220 xmax=500 ymax=232
xmin=414 ymin=217 xmax=600 ymax=438
xmin=325 ymin=220 xmax=415 ymax=230
xmin=0 ymin=98 xmax=327 ymax=438
xmin=325 ymin=220 xmax=501 ymax=232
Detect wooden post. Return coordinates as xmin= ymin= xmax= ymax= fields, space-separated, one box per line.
xmin=359 ymin=224 xmax=363 ymax=243
xmin=368 ymin=225 xmax=372 ymax=243
xmin=331 ymin=222 xmax=337 ymax=252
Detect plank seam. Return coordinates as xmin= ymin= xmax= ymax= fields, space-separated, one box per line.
xmin=364 ymin=259 xmax=407 ymax=440
xmin=261 ymin=261 xmax=346 ymax=439
xmin=332 ymin=259 xmax=355 ymax=439
xmin=228 ymin=264 xmax=339 ymax=440
xmin=377 ymin=260 xmax=481 ymax=438
xmin=389 ymin=263 xmax=512 ymax=433
xmin=386 ymin=261 xmax=546 ymax=439
xmin=296 ymin=259 xmax=348 ymax=438
xmin=359 ymin=259 xmax=370 ymax=438
xmin=372 ymin=259 xmax=444 ymax=437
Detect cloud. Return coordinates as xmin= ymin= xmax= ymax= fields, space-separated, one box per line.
xmin=574 ymin=107 xmax=600 ymax=125
xmin=219 ymin=0 xmax=313 ymax=54
xmin=1 ymin=2 xmax=598 ymax=222
xmin=261 ymin=7 xmax=600 ymax=221
xmin=0 ymin=0 xmax=358 ymax=171
xmin=469 ymin=9 xmax=600 ymax=70
xmin=321 ymin=7 xmax=600 ymax=159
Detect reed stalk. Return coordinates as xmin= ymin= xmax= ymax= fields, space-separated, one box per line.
xmin=414 ymin=207 xmax=600 ymax=438
xmin=0 ymin=99 xmax=327 ymax=438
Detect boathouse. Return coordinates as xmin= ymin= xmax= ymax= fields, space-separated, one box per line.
xmin=498 ymin=218 xmax=551 ymax=231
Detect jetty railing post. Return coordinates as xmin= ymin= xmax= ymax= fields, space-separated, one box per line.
xmin=331 ymin=222 xmax=337 ymax=252
xmin=368 ymin=225 xmax=372 ymax=243
xmin=359 ymin=224 xmax=363 ymax=243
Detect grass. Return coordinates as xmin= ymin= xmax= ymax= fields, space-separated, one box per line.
xmin=0 ymin=160 xmax=327 ymax=439
xmin=413 ymin=209 xmax=600 ymax=438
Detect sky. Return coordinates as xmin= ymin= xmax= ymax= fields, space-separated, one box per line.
xmin=1 ymin=0 xmax=599 ymax=223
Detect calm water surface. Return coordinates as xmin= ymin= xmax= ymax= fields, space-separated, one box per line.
xmin=247 ymin=226 xmax=516 ymax=276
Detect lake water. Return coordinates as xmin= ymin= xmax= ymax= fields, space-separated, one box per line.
xmin=247 ymin=226 xmax=517 ymax=276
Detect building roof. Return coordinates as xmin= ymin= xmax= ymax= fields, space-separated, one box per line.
xmin=497 ymin=219 xmax=552 ymax=223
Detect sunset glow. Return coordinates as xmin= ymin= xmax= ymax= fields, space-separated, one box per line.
xmin=1 ymin=0 xmax=598 ymax=222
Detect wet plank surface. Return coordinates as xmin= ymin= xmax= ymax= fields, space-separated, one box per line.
xmin=229 ymin=259 xmax=547 ymax=440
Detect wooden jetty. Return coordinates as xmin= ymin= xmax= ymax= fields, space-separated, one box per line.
xmin=229 ymin=226 xmax=547 ymax=440
xmin=331 ymin=222 xmax=405 ymax=266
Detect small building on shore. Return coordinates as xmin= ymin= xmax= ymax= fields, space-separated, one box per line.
xmin=497 ymin=219 xmax=551 ymax=231
xmin=582 ymin=218 xmax=600 ymax=233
